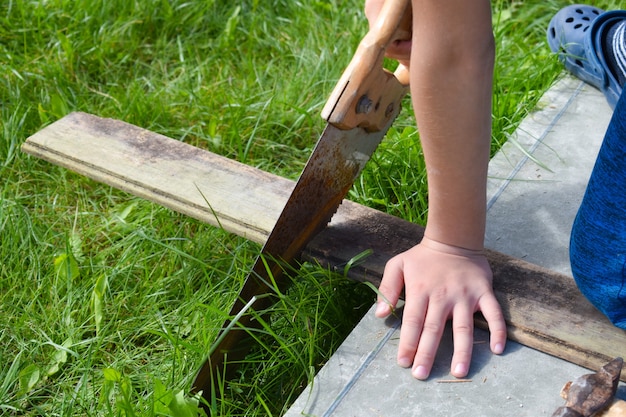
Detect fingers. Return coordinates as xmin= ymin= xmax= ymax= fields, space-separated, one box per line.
xmin=375 ymin=255 xmax=405 ymax=318
xmin=385 ymin=40 xmax=412 ymax=68
xmin=364 ymin=0 xmax=383 ymax=28
xmin=399 ymin=301 xmax=482 ymax=381
xmin=396 ymin=291 xmax=428 ymax=369
xmin=401 ymin=294 xmax=472 ymax=380
xmin=375 ymin=245 xmax=506 ymax=381
xmin=479 ymin=293 xmax=508 ymax=355
xmin=406 ymin=297 xmax=447 ymax=380
xmin=450 ymin=302 xmax=474 ymax=378
xmin=450 ymin=296 xmax=506 ymax=379
xmin=364 ymin=0 xmax=412 ymax=66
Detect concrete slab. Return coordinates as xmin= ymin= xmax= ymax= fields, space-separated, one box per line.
xmin=285 ymin=307 xmax=610 ymax=417
xmin=285 ymin=76 xmax=624 ymax=417
xmin=485 ymin=76 xmax=613 ymax=275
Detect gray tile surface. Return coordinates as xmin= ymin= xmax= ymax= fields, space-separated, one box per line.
xmin=285 ymin=76 xmax=625 ymax=417
xmin=285 ymin=307 xmax=598 ymax=417
xmin=485 ymin=76 xmax=613 ymax=275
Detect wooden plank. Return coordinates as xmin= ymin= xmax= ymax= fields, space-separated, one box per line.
xmin=22 ymin=112 xmax=626 ymax=381
xmin=21 ymin=112 xmax=290 ymax=244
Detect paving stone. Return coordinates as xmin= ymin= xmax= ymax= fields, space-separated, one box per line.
xmin=285 ymin=76 xmax=624 ymax=417
xmin=485 ymin=76 xmax=613 ymax=275
xmin=285 ymin=306 xmax=595 ymax=417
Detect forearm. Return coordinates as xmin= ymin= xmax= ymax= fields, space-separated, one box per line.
xmin=367 ymin=0 xmax=506 ymax=379
xmin=410 ymin=0 xmax=494 ymax=250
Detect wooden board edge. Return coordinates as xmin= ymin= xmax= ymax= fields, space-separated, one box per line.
xmin=21 ymin=113 xmax=271 ymax=244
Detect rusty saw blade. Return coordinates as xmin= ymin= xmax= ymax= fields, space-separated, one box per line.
xmin=192 ymin=0 xmax=411 ymax=403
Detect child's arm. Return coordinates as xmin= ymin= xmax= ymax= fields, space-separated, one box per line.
xmin=366 ymin=0 xmax=507 ymax=380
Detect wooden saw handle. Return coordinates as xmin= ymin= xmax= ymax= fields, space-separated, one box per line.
xmin=321 ymin=0 xmax=411 ymax=132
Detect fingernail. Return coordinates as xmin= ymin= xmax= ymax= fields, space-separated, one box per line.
xmin=494 ymin=343 xmax=504 ymax=354
xmin=375 ymin=302 xmax=388 ymax=317
xmin=454 ymin=363 xmax=468 ymax=376
xmin=412 ymin=365 xmax=429 ymax=380
xmin=397 ymin=357 xmax=412 ymax=368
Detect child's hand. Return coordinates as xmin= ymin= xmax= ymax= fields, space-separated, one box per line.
xmin=364 ymin=0 xmax=412 ymax=67
xmin=375 ymin=237 xmax=507 ymax=379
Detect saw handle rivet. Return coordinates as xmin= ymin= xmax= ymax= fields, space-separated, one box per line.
xmin=385 ymin=103 xmax=395 ymax=118
xmin=356 ymin=95 xmax=373 ymax=114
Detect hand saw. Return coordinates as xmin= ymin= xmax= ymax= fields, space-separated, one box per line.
xmin=192 ymin=0 xmax=411 ymax=403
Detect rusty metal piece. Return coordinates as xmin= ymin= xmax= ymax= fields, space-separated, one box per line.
xmin=191 ymin=0 xmax=411 ymax=406
xmin=191 ymin=119 xmax=400 ymax=403
xmin=553 ymin=357 xmax=623 ymax=417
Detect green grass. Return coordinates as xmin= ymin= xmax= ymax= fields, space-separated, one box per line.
xmin=1 ymin=0 xmax=623 ymax=415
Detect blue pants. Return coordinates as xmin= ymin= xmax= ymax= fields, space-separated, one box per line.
xmin=570 ymin=91 xmax=626 ymax=329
